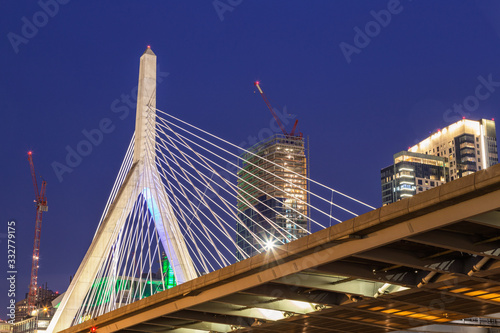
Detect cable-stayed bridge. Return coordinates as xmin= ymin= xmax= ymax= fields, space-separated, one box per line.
xmin=47 ymin=49 xmax=500 ymax=333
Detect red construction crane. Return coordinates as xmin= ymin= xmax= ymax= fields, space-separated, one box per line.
xmin=254 ymin=81 xmax=302 ymax=138
xmin=27 ymin=151 xmax=48 ymax=316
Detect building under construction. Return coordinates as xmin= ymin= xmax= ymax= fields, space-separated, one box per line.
xmin=236 ymin=134 xmax=309 ymax=260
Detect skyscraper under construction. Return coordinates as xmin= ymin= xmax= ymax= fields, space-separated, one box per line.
xmin=235 ymin=134 xmax=309 ymax=260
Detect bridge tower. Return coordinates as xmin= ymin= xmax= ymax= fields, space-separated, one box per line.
xmin=47 ymin=47 xmax=197 ymax=333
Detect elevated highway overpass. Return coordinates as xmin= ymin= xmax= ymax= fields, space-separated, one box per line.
xmin=60 ymin=164 xmax=500 ymax=333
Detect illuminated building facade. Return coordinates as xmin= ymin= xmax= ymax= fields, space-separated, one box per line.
xmin=381 ymin=151 xmax=447 ymax=205
xmin=0 ymin=321 xmax=12 ymax=333
xmin=236 ymin=134 xmax=309 ymax=260
xmin=409 ymin=118 xmax=497 ymax=180
xmin=15 ymin=286 xmax=59 ymax=322
xmin=382 ymin=118 xmax=498 ymax=205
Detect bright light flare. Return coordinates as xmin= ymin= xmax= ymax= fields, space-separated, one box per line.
xmin=264 ymin=240 xmax=275 ymax=251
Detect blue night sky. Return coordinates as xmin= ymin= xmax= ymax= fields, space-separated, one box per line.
xmin=1 ymin=0 xmax=500 ymax=317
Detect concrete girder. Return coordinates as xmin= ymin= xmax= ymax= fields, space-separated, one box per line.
xmin=354 ymin=247 xmax=466 ymax=275
xmin=160 ymin=310 xmax=255 ymax=327
xmin=213 ymin=293 xmax=320 ymax=315
xmin=467 ymin=211 xmax=500 ymax=229
xmin=243 ymin=283 xmax=454 ymax=318
xmin=272 ymin=272 xmax=409 ymax=299
xmin=354 ymin=247 xmax=500 ymax=287
xmin=235 ymin=289 xmax=444 ymax=327
xmin=313 ymin=261 xmax=420 ymax=287
xmin=242 ymin=283 xmax=350 ymax=305
xmin=188 ymin=301 xmax=393 ymax=332
xmin=182 ymin=302 xmax=339 ymax=332
xmin=124 ymin=321 xmax=231 ymax=333
xmin=407 ymin=230 xmax=500 ymax=259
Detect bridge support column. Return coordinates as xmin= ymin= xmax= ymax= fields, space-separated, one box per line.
xmin=47 ymin=48 xmax=196 ymax=333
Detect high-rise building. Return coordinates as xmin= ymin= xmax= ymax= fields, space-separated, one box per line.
xmin=236 ymin=134 xmax=309 ymax=260
xmin=381 ymin=118 xmax=498 ymax=205
xmin=15 ymin=286 xmax=59 ymax=322
xmin=409 ymin=118 xmax=497 ymax=180
xmin=381 ymin=151 xmax=448 ymax=206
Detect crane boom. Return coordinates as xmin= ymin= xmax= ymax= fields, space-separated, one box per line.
xmin=27 ymin=151 xmax=47 ymax=316
xmin=254 ymin=81 xmax=288 ymax=137
xmin=254 ymin=81 xmax=302 ymax=138
xmin=28 ymin=153 xmax=39 ymax=201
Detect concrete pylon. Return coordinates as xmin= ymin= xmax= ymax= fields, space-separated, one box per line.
xmin=47 ymin=48 xmax=197 ymax=333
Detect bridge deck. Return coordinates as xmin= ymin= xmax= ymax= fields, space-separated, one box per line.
xmin=61 ymin=164 xmax=500 ymax=333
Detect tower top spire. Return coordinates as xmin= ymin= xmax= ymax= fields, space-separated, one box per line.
xmin=143 ymin=46 xmax=155 ymax=56
xmin=135 ymin=46 xmax=157 ymax=163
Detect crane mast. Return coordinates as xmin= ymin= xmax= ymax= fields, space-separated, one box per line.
xmin=254 ymin=81 xmax=302 ymax=138
xmin=27 ymin=151 xmax=48 ymax=316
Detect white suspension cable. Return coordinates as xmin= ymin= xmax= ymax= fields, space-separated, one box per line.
xmin=152 ymin=140 xmax=273 ymax=255
xmin=154 ymin=117 xmax=342 ymax=226
xmin=154 ymin=115 xmax=350 ymax=221
xmin=154 ymin=124 xmax=336 ymax=229
xmin=155 ymin=108 xmax=376 ymax=210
